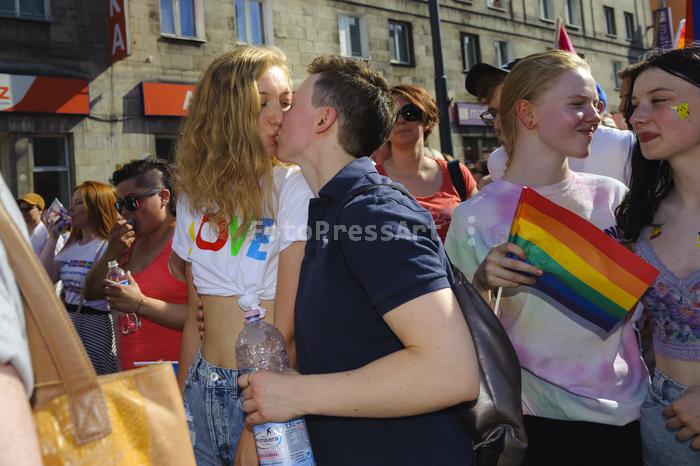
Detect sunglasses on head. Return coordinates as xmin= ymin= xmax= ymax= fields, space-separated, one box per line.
xmin=397 ymin=103 xmax=424 ymax=122
xmin=115 ymin=187 xmax=163 ymax=214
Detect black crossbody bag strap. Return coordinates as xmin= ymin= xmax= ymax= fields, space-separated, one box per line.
xmin=447 ymin=159 xmax=468 ymax=201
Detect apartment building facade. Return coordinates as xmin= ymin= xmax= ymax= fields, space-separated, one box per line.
xmin=0 ymin=0 xmax=651 ymax=205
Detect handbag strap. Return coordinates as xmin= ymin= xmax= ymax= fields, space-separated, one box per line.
xmin=447 ymin=159 xmax=468 ymax=202
xmin=0 ymin=202 xmax=111 ymax=444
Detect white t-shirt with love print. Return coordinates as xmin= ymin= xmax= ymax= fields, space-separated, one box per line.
xmin=173 ymin=165 xmax=312 ymax=299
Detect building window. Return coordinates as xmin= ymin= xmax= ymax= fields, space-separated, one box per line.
xmin=604 ymin=6 xmax=616 ymax=36
xmin=624 ymin=12 xmax=635 ymax=40
xmin=388 ymin=20 xmax=413 ymax=65
xmin=339 ymin=14 xmax=369 ymax=59
xmin=564 ymin=0 xmax=580 ymax=26
xmin=160 ymin=0 xmax=204 ymax=39
xmin=487 ymin=0 xmax=506 ymax=9
xmin=0 ymin=0 xmax=50 ymax=20
xmin=495 ymin=40 xmax=511 ymax=67
xmin=155 ymin=136 xmax=177 ymax=163
xmin=613 ymin=61 xmax=623 ymax=89
xmin=540 ymin=0 xmax=554 ymax=20
xmin=461 ymin=33 xmax=481 ymax=71
xmin=236 ymin=0 xmax=272 ymax=45
xmin=9 ymin=133 xmax=71 ymax=207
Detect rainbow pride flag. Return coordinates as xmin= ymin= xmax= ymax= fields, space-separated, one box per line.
xmin=507 ymin=188 xmax=659 ymax=334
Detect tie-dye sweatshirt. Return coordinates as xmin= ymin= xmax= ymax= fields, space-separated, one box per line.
xmin=445 ymin=172 xmax=649 ymax=425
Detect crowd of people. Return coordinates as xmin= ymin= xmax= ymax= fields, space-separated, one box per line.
xmin=1 ymin=43 xmax=699 ymax=466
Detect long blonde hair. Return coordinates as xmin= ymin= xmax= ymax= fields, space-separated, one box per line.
xmin=67 ymin=181 xmax=119 ymax=246
xmin=499 ymin=50 xmax=590 ymax=160
xmin=175 ymin=46 xmax=289 ymax=227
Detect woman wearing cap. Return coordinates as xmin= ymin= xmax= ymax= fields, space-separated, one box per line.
xmin=374 ymin=84 xmax=477 ymax=242
xmin=18 ymin=193 xmax=47 ymax=255
xmin=18 ymin=193 xmax=67 ymax=257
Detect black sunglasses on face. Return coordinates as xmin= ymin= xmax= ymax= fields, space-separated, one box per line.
xmin=397 ymin=103 xmax=424 ymax=122
xmin=115 ymin=187 xmax=164 ymax=214
xmin=19 ymin=204 xmax=37 ymax=212
xmin=479 ymin=109 xmax=497 ymax=127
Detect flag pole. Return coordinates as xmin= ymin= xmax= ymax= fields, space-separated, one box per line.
xmin=493 ymin=286 xmax=503 ymax=317
xmin=553 ymin=17 xmax=562 ymax=49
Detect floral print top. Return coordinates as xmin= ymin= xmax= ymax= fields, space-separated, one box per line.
xmin=636 ymin=239 xmax=700 ymax=361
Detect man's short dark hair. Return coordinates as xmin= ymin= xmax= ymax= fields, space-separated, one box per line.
xmin=110 ymin=157 xmax=176 ymax=215
xmin=307 ymin=55 xmax=396 ymax=158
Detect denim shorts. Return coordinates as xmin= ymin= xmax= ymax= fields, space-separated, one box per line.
xmin=183 ymin=351 xmax=252 ymax=466
xmin=640 ymin=369 xmax=700 ymax=465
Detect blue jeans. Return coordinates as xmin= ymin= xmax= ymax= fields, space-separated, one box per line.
xmin=640 ymin=369 xmax=700 ymax=465
xmin=183 ymin=351 xmax=252 ymax=466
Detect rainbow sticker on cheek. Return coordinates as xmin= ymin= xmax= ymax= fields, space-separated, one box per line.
xmin=671 ymin=102 xmax=690 ymax=120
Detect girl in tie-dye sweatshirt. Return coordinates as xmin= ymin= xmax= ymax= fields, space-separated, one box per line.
xmin=445 ymin=51 xmax=648 ymax=466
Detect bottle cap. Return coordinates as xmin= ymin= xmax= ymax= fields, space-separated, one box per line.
xmin=239 ymin=293 xmax=266 ymax=321
xmin=107 ymin=260 xmax=118 ymax=269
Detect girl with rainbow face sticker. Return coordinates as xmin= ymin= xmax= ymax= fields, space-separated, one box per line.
xmin=617 ymin=46 xmax=700 ymax=465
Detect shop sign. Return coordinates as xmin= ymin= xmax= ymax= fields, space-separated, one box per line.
xmin=0 ymin=74 xmax=89 ymax=114
xmin=142 ymin=82 xmax=196 ymax=116
xmin=109 ymin=0 xmax=131 ymax=63
xmin=455 ymin=102 xmax=487 ymax=127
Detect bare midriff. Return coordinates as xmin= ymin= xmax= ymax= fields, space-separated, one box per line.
xmin=655 ymin=353 xmax=700 ymax=387
xmin=199 ymin=294 xmax=275 ymax=369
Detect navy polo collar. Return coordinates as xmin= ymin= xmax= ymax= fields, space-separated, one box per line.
xmin=318 ymin=157 xmax=377 ymax=202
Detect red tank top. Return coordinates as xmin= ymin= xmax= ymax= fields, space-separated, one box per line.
xmin=119 ymin=238 xmax=186 ymax=370
xmin=375 ymin=159 xmax=476 ymax=242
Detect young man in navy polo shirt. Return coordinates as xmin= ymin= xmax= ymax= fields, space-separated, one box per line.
xmin=240 ymin=55 xmax=479 ymax=465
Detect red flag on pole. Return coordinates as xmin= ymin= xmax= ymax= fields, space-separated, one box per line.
xmin=554 ymin=17 xmax=578 ymax=55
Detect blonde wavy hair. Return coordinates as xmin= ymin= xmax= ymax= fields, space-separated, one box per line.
xmin=499 ymin=50 xmax=590 ymax=162
xmin=175 ymin=46 xmax=289 ymax=227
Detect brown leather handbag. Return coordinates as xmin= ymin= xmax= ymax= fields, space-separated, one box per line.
xmin=0 ymin=203 xmax=196 ymax=466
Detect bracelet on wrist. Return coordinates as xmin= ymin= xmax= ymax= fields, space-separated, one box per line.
xmin=134 ymin=298 xmax=144 ymax=314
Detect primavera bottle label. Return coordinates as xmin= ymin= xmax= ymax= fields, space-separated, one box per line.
xmin=254 ymin=419 xmax=315 ymax=466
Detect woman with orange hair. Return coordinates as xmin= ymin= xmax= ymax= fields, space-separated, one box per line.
xmin=40 ymin=181 xmax=120 ymax=374
xmin=373 ymin=85 xmax=477 ymax=242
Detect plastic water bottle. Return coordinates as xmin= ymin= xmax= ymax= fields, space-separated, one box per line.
xmin=106 ymin=260 xmax=141 ymax=334
xmin=235 ymin=294 xmax=315 ymax=466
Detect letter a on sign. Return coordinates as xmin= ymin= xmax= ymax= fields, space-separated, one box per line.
xmin=183 ymin=90 xmax=194 ymax=111
xmin=108 ymin=0 xmax=131 ymax=63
